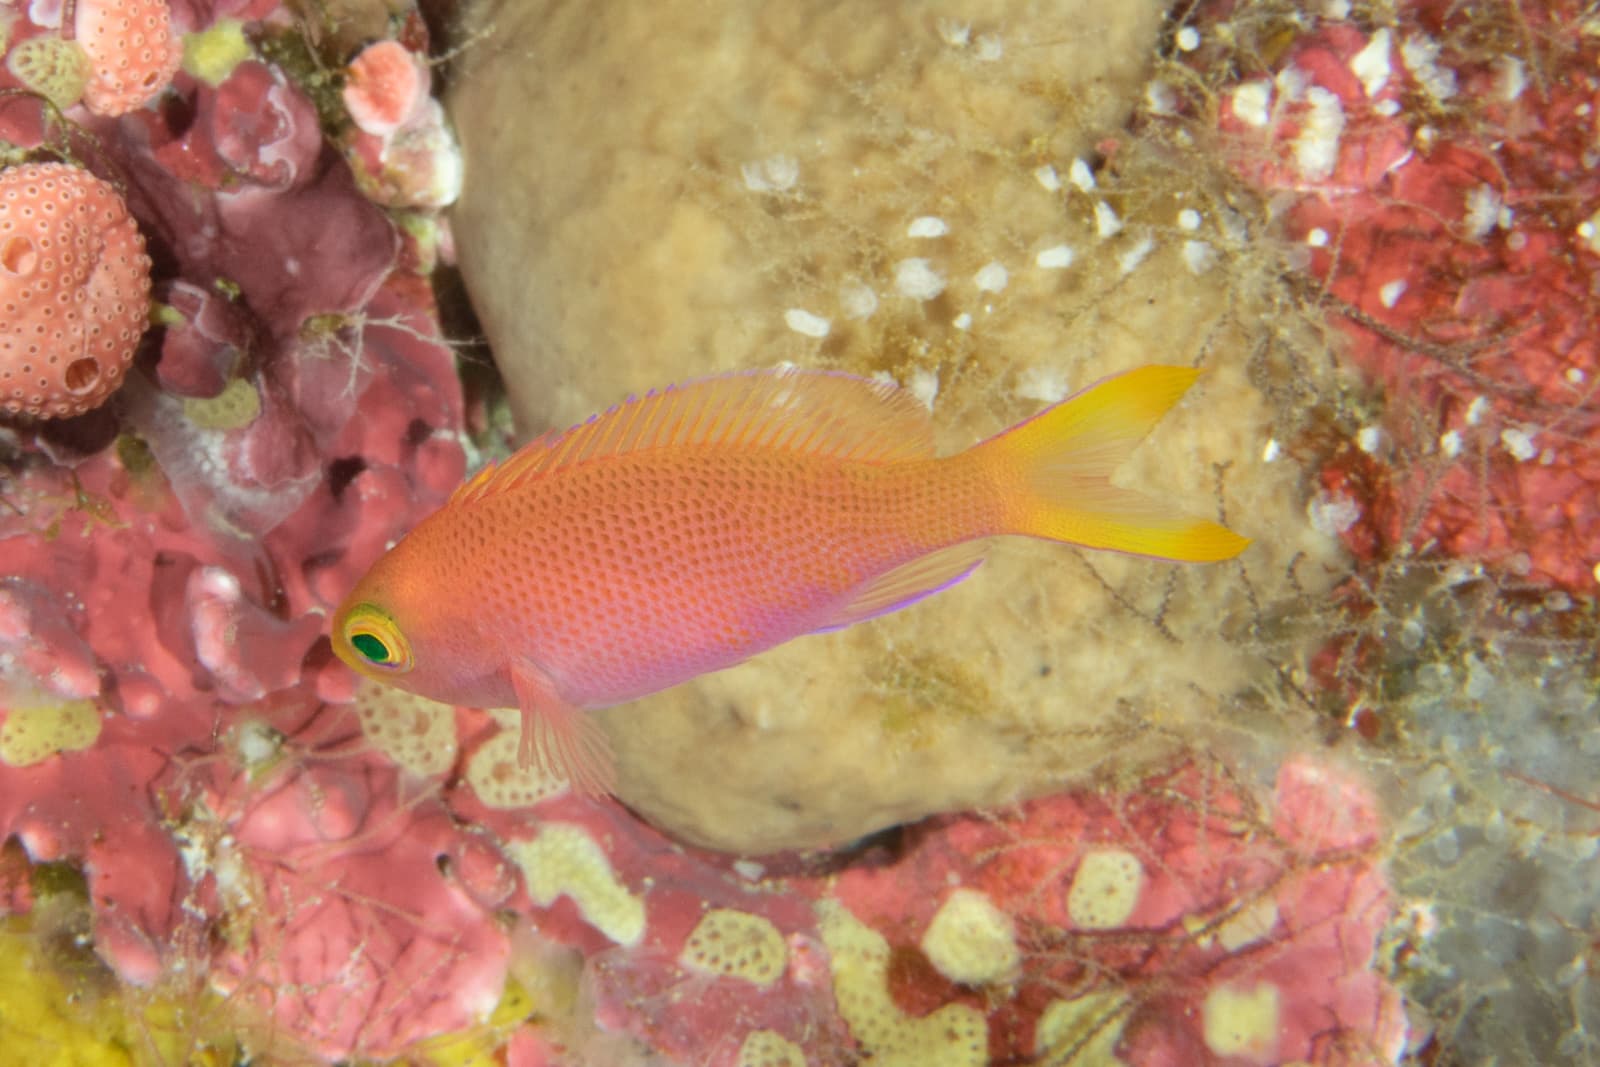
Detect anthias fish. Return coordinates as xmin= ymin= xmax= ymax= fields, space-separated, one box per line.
xmin=332 ymin=365 xmax=1249 ymax=794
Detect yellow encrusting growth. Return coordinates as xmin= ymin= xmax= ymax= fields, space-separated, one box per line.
xmin=0 ymin=700 xmax=100 ymax=766
xmin=0 ymin=915 xmax=237 ymax=1067
xmin=738 ymin=1029 xmax=807 ymax=1067
xmin=681 ymin=908 xmax=788 ymax=986
xmin=817 ymin=901 xmax=988 ymax=1066
xmin=504 ymin=824 xmax=646 ymax=946
xmin=919 ymin=888 xmax=1019 ymax=985
xmin=1033 ymin=991 xmax=1130 ymax=1065
xmin=182 ymin=19 xmax=252 ymax=86
xmin=1066 ymin=848 xmax=1145 ymax=929
xmin=5 ymin=35 xmax=90 ymax=110
xmin=408 ymin=974 xmax=538 ymax=1067
xmin=355 ymin=678 xmax=458 ymax=776
xmin=1202 ymin=982 xmax=1281 ymax=1058
xmin=183 ymin=378 xmax=261 ymax=430
xmin=466 ymin=710 xmax=568 ymax=807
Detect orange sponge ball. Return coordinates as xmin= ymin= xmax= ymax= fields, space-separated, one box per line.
xmin=0 ymin=162 xmax=152 ymax=420
xmin=76 ymin=0 xmax=183 ymax=116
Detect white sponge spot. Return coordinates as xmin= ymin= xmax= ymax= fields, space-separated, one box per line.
xmin=920 ymin=888 xmax=1019 ymax=985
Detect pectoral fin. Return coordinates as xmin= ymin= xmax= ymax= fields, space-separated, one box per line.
xmin=510 ymin=660 xmax=617 ymax=797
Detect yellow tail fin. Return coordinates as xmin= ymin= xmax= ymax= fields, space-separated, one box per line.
xmin=978 ymin=365 xmax=1250 ymax=562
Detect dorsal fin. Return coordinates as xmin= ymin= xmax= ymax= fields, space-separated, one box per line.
xmin=449 ymin=367 xmax=937 ymax=506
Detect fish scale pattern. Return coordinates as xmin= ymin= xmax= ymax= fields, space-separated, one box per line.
xmin=446 ymin=444 xmax=995 ymax=704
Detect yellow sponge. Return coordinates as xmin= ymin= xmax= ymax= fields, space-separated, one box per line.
xmin=354 ymin=677 xmax=458 ymax=777
xmin=919 ymin=888 xmax=1019 ymax=986
xmin=817 ymin=900 xmax=988 ymax=1066
xmin=0 ymin=699 xmax=100 ymax=767
xmin=738 ymin=1029 xmax=806 ymax=1067
xmin=1066 ymin=848 xmax=1144 ymax=929
xmin=466 ymin=710 xmax=568 ymax=808
xmin=505 ymin=824 xmax=645 ymax=946
xmin=681 ymin=908 xmax=787 ymax=986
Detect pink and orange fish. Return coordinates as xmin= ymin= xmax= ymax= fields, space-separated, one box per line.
xmin=332 ymin=365 xmax=1248 ymax=794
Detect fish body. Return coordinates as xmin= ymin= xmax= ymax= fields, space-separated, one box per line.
xmin=332 ymin=365 xmax=1249 ymax=793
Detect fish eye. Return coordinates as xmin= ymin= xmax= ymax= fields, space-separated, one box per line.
xmin=342 ymin=605 xmax=414 ymax=674
xmin=350 ymin=632 xmax=392 ymax=663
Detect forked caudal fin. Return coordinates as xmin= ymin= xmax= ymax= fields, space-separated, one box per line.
xmin=978 ymin=365 xmax=1250 ymax=562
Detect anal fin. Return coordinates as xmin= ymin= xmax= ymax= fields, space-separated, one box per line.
xmin=812 ymin=541 xmax=986 ymax=634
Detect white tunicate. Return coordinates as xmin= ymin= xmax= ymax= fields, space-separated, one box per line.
xmin=1015 ymin=366 xmax=1071 ymax=404
xmin=1295 ymin=87 xmax=1346 ymax=181
xmin=1464 ymin=185 xmax=1502 ymax=240
xmin=1379 ymin=279 xmax=1407 ymax=308
xmin=1401 ymin=34 xmax=1458 ymax=102
xmin=1500 ymin=427 xmax=1537 ymax=461
xmin=840 ymin=282 xmax=878 ymax=319
xmin=1349 ymin=28 xmax=1392 ymax=97
xmin=1307 ymin=491 xmax=1361 ymax=536
xmin=1177 ymin=208 xmax=1201 ymax=231
xmin=937 ymin=19 xmax=971 ymax=47
xmin=741 ymin=155 xmax=798 ymax=193
xmin=1262 ymin=438 xmax=1281 ymax=463
xmin=1175 ymin=26 xmax=1200 ymax=52
xmin=1033 ymin=164 xmax=1061 ymax=192
xmin=1495 ymin=55 xmax=1527 ymax=102
xmin=1118 ymin=236 xmax=1154 ymax=275
xmin=1230 ymin=81 xmax=1272 ymax=127
xmin=1094 ymin=201 xmax=1122 ymax=238
xmin=894 ymin=258 xmax=946 ymax=299
xmin=1439 ymin=429 xmax=1462 ymax=457
xmin=908 ymin=216 xmax=949 ymax=238
xmin=1356 ymin=426 xmax=1383 ymax=453
xmin=1068 ymin=158 xmax=1096 ymax=192
xmin=1035 ymin=244 xmax=1075 ymax=269
xmin=1145 ymin=79 xmax=1177 ymax=115
xmin=783 ymin=308 xmax=831 ymax=338
xmin=1182 ymin=240 xmax=1217 ymax=275
xmin=1306 ymin=227 xmax=1329 ymax=247
xmin=973 ymin=261 xmax=1008 ymax=293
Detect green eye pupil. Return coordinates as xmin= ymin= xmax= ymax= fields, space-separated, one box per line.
xmin=351 ymin=632 xmax=391 ymax=663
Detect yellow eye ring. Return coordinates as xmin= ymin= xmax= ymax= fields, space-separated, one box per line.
xmin=342 ymin=604 xmax=414 ymax=673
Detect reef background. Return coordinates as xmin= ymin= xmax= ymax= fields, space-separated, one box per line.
xmin=0 ymin=0 xmax=1594 ymax=1064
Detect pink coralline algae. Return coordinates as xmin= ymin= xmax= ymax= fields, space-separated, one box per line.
xmin=1206 ymin=0 xmax=1600 ymax=592
xmin=0 ymin=0 xmax=486 ymax=1057
xmin=438 ymin=742 xmax=1402 ymax=1066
